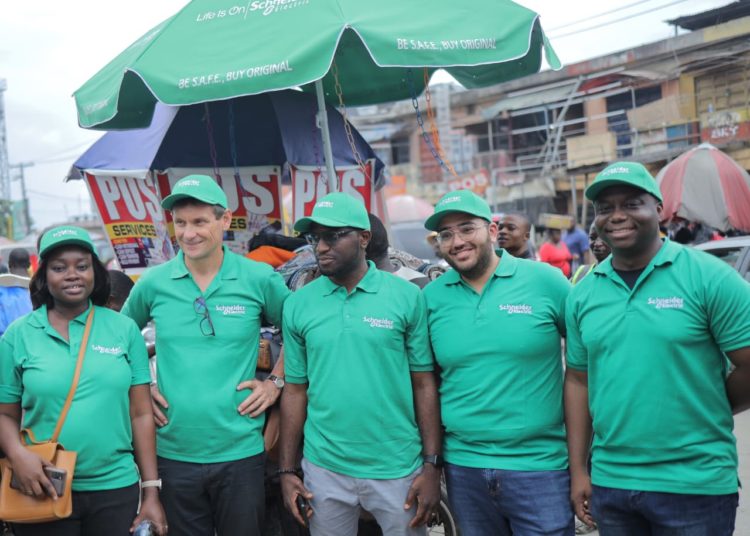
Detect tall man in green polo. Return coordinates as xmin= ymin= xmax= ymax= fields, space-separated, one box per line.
xmin=122 ymin=174 xmax=290 ymax=535
xmin=278 ymin=192 xmax=442 ymax=536
xmin=565 ymin=161 xmax=750 ymax=535
xmin=422 ymin=190 xmax=573 ymax=536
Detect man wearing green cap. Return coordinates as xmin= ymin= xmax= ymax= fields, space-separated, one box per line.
xmin=422 ymin=189 xmax=573 ymax=535
xmin=278 ymin=192 xmax=441 ymax=535
xmin=565 ymin=161 xmax=750 ymax=534
xmin=122 ymin=174 xmax=291 ymax=535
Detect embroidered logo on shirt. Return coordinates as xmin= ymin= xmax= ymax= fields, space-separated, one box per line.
xmin=91 ymin=344 xmax=123 ymax=355
xmin=215 ymin=304 xmax=246 ymax=315
xmin=647 ymin=297 xmax=684 ymax=310
xmin=362 ymin=316 xmax=394 ymax=329
xmin=498 ymin=304 xmax=533 ymax=315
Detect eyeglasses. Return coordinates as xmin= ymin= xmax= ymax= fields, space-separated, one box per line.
xmin=305 ymin=229 xmax=356 ymax=247
xmin=436 ymin=223 xmax=489 ymax=245
xmin=193 ymin=296 xmax=215 ymax=337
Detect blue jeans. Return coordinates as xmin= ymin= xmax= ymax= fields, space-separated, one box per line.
xmin=444 ymin=463 xmax=574 ymax=536
xmin=590 ymin=485 xmax=739 ymax=536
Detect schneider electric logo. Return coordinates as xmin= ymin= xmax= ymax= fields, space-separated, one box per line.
xmin=602 ymin=166 xmax=630 ymax=176
xmin=250 ymin=0 xmax=310 ymax=16
xmin=498 ymin=304 xmax=533 ymax=315
xmin=52 ymin=230 xmax=78 ymax=238
xmin=195 ymin=1 xmax=310 ymax=23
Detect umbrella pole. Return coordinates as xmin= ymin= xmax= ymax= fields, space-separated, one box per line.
xmin=315 ymin=80 xmax=339 ymax=192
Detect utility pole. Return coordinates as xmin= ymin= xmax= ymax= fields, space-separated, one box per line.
xmin=0 ymin=79 xmax=9 ymax=202
xmin=10 ymin=162 xmax=33 ymax=236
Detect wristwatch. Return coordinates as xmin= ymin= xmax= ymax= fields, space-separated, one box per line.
xmin=423 ymin=454 xmax=444 ymax=468
xmin=267 ymin=374 xmax=285 ymax=389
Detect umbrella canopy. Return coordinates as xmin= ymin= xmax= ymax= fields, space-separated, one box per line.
xmin=68 ymin=90 xmax=384 ymax=183
xmin=73 ymin=0 xmax=560 ymax=130
xmin=386 ymin=194 xmax=434 ymax=223
xmin=657 ymin=143 xmax=750 ymax=232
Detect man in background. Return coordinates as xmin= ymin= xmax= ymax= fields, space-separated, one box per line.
xmin=564 ymin=222 xmax=590 ymax=271
xmin=0 ymin=248 xmax=32 ymax=335
xmin=496 ymin=212 xmax=534 ymax=260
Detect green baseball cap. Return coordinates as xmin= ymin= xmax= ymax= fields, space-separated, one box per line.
xmin=585 ymin=161 xmax=663 ymax=202
xmin=293 ymin=192 xmax=370 ymax=233
xmin=39 ymin=225 xmax=97 ymax=259
xmin=161 ymin=174 xmax=228 ymax=210
xmin=424 ymin=189 xmax=492 ymax=231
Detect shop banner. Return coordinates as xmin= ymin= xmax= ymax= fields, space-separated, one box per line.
xmin=447 ymin=169 xmax=490 ymax=195
xmin=156 ymin=166 xmax=282 ymax=255
xmin=85 ymin=173 xmax=174 ymax=277
xmin=290 ymin=160 xmax=375 ymax=222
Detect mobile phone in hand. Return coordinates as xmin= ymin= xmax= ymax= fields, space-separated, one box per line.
xmin=10 ymin=466 xmax=66 ymax=497
xmin=295 ymin=494 xmax=309 ymax=528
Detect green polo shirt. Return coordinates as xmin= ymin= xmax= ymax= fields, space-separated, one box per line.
xmin=0 ymin=304 xmax=150 ymax=491
xmin=122 ymin=246 xmax=290 ymax=463
xmin=283 ymin=262 xmax=433 ymax=479
xmin=423 ymin=250 xmax=570 ymax=470
xmin=566 ymin=239 xmax=750 ymax=495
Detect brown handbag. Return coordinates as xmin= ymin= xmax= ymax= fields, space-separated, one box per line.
xmin=0 ymin=307 xmax=94 ymax=523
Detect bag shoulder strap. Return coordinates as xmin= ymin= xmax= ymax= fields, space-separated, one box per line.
xmin=48 ymin=307 xmax=95 ymax=443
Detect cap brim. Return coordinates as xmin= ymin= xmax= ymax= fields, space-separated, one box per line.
xmin=161 ymin=193 xmax=227 ymax=210
xmin=40 ymin=239 xmax=97 ymax=259
xmin=424 ymin=210 xmax=490 ymax=231
xmin=585 ymin=179 xmax=662 ymax=202
xmin=294 ymin=215 xmax=367 ymax=233
xmin=161 ymin=193 xmax=191 ymax=210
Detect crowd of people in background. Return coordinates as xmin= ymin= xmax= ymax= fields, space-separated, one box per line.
xmin=0 ymin=161 xmax=748 ymax=536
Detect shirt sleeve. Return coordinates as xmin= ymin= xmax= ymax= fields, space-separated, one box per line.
xmin=549 ymin=269 xmax=571 ymax=335
xmin=120 ymin=277 xmax=152 ymax=329
xmin=705 ymin=268 xmax=750 ymax=352
xmin=405 ymin=291 xmax=434 ymax=372
xmin=281 ymin=298 xmax=308 ymax=384
xmin=262 ymin=270 xmax=291 ymax=328
xmin=565 ymin=291 xmax=588 ymax=371
xmin=0 ymin=328 xmax=22 ymax=403
xmin=125 ymin=318 xmax=151 ymax=386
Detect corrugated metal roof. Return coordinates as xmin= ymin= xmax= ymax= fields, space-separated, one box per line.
xmin=480 ymin=83 xmax=578 ymax=119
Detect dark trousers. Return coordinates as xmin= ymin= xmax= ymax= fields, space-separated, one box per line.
xmin=11 ymin=483 xmax=139 ymax=536
xmin=590 ymin=485 xmax=739 ymax=536
xmin=158 ymin=452 xmax=265 ymax=536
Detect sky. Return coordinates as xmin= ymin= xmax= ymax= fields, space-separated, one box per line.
xmin=0 ymin=0 xmax=728 ymax=233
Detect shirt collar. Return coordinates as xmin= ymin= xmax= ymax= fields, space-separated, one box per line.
xmin=27 ymin=302 xmax=93 ymax=330
xmin=320 ymin=261 xmax=382 ymax=296
xmin=594 ymin=238 xmax=679 ymax=278
xmin=170 ymin=245 xmax=238 ymax=280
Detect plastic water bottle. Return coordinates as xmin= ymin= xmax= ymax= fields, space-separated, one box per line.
xmin=133 ymin=521 xmax=155 ymax=536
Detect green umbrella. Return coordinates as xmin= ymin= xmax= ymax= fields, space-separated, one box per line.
xmin=74 ymin=0 xmax=560 ymax=186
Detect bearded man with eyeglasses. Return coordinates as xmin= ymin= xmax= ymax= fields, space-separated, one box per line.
xmin=278 ymin=192 xmax=441 ymax=536
xmin=422 ymin=189 xmax=574 ymax=536
xmin=121 ymin=174 xmax=290 ymax=536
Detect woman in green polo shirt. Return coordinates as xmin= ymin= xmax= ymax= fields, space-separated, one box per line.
xmin=0 ymin=226 xmax=167 ymax=535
